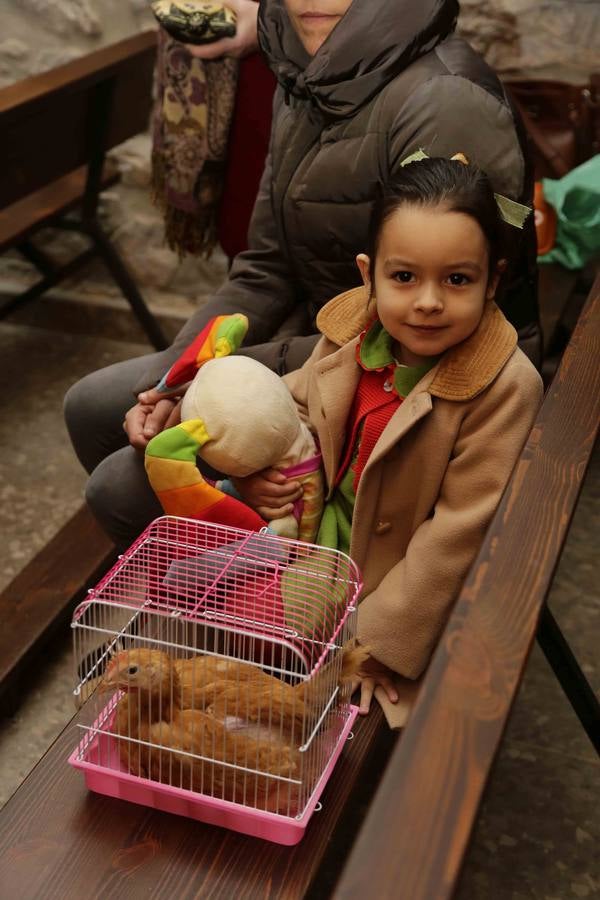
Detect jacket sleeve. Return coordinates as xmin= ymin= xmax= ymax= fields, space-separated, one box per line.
xmin=134 ymin=112 xmax=298 ymax=392
xmin=357 ymin=361 xmax=543 ymax=679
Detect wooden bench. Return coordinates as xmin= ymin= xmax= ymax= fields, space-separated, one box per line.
xmin=0 ymin=274 xmax=597 ymax=897
xmin=0 ymin=31 xmax=167 ymax=350
xmin=0 ymin=508 xmax=115 ymax=716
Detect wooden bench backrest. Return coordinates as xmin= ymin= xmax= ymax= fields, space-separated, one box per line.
xmin=334 ymin=272 xmax=600 ymax=900
xmin=0 ymin=31 xmax=157 ymax=208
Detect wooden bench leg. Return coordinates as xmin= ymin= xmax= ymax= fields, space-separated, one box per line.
xmin=0 ymin=246 xmax=99 ymax=318
xmin=87 ymin=221 xmax=168 ymax=351
xmin=536 ymin=603 xmax=600 ymax=754
xmin=18 ymin=239 xmax=56 ymax=277
xmin=2 ymin=227 xmax=168 ymax=353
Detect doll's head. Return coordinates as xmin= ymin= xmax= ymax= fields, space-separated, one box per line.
xmin=356 ymin=157 xmax=510 ymax=367
xmin=181 ymin=355 xmax=303 ymax=476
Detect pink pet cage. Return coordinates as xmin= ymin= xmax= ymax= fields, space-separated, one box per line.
xmin=70 ymin=516 xmax=361 ymax=844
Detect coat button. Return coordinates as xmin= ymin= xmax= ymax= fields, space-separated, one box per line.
xmin=374 ymin=520 xmax=392 ymax=535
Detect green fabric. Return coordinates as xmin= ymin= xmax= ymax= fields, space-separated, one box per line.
xmin=145 ymin=425 xmax=201 ymax=462
xmin=360 ymin=318 xmax=395 ymax=368
xmin=394 ymin=363 xmax=435 ymax=398
xmin=317 ymin=321 xmax=437 ymax=554
xmin=317 ymin=458 xmax=357 ymax=556
xmin=281 ymin=551 xmax=350 ymax=637
xmin=359 ymin=319 xmax=437 ymax=397
xmin=215 ymin=314 xmax=248 ymax=355
xmin=539 ymin=155 xmax=600 ymax=270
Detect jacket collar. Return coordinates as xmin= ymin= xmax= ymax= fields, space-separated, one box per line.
xmin=258 ymin=0 xmax=459 ymax=119
xmin=316 ymin=285 xmax=518 ymax=401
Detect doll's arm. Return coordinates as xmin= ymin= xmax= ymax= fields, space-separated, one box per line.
xmin=145 ymin=420 xmax=266 ymax=531
xmin=357 ymin=362 xmax=543 ymax=680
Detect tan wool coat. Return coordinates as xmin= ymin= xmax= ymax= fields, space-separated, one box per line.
xmin=284 ymin=287 xmax=544 ymax=690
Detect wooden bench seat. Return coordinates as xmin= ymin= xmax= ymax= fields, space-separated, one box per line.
xmin=0 ymin=699 xmax=393 ymax=898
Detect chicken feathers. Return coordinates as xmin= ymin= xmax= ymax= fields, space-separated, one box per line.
xmin=101 ymin=648 xmax=299 ymax=810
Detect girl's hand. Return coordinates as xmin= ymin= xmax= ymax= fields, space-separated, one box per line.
xmin=123 ymin=398 xmax=182 ymax=451
xmin=231 ymin=468 xmax=303 ymax=519
xmin=351 ymin=656 xmax=399 ymax=716
xmin=183 ymin=0 xmax=259 ymax=59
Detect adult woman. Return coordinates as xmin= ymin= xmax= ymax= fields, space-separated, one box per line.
xmin=65 ymin=0 xmax=539 ymax=549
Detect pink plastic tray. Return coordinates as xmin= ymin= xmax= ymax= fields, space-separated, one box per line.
xmin=69 ymin=704 xmax=358 ymax=845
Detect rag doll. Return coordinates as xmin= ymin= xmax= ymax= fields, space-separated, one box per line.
xmin=145 ymin=314 xmax=324 ymax=543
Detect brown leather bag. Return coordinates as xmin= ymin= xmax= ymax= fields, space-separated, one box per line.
xmin=506 ymin=76 xmax=600 ymax=179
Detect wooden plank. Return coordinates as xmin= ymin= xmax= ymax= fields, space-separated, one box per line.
xmin=0 ymin=506 xmax=116 ymax=714
xmin=0 ymin=33 xmax=156 ymax=208
xmin=0 ymin=704 xmax=393 ymax=899
xmin=333 ymin=273 xmax=600 ymax=900
xmin=0 ymin=32 xmax=157 ymax=117
xmin=0 ymin=164 xmax=119 ymax=252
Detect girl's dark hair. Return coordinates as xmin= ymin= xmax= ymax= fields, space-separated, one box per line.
xmin=366 ymin=157 xmax=508 ymax=280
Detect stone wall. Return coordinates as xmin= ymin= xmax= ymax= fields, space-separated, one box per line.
xmin=458 ymin=0 xmax=599 ymax=83
xmin=2 ymin=0 xmax=597 ymax=88
xmin=0 ymin=0 xmax=154 ymax=88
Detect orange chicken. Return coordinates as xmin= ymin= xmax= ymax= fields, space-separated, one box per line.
xmin=101 ymin=648 xmax=298 ymax=810
xmin=206 ymin=642 xmax=368 ymax=739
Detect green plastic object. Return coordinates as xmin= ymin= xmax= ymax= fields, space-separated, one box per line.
xmin=539 ymin=154 xmax=600 ymax=270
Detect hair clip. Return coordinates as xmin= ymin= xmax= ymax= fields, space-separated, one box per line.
xmin=398 ymin=149 xmax=532 ymax=229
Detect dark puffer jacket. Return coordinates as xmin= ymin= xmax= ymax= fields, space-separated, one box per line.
xmin=140 ymin=0 xmax=538 ymax=388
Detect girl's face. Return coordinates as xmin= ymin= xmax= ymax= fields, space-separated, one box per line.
xmin=357 ymin=204 xmax=501 ymax=367
xmin=284 ymin=0 xmax=353 ymax=55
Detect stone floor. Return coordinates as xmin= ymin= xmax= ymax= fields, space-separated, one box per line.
xmin=0 ymin=293 xmax=598 ymax=899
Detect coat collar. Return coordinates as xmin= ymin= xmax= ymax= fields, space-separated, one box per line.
xmin=316 ymin=285 xmax=518 ymax=401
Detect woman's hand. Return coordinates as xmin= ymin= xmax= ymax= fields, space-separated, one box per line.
xmin=231 ymin=468 xmax=303 ymax=519
xmin=123 ymin=396 xmax=182 ymax=451
xmin=183 ymin=0 xmax=259 ymax=59
xmin=351 ymin=656 xmax=399 ymax=716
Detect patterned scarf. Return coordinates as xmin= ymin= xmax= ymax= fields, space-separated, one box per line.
xmin=151 ymin=29 xmax=239 ymax=257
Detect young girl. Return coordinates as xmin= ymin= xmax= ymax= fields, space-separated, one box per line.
xmin=236 ymin=157 xmax=544 ymax=720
